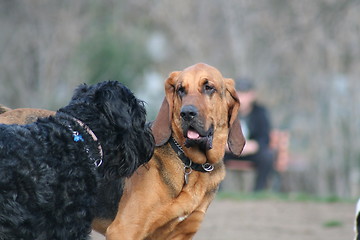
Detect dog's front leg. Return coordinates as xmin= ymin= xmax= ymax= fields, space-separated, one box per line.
xmin=170 ymin=210 xmax=205 ymax=240
xmin=106 ymin=188 xmax=189 ymax=240
xmin=168 ymin=196 xmax=212 ymax=240
xmin=106 ymin=178 xmax=194 ymax=239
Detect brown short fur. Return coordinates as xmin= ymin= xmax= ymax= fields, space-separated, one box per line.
xmin=106 ymin=63 xmax=245 ymax=239
xmin=0 ymin=108 xmax=54 ymax=124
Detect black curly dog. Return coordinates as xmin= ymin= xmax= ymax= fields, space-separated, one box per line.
xmin=0 ymin=81 xmax=154 ymax=240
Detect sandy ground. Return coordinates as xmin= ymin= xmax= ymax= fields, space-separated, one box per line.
xmin=90 ymin=198 xmax=356 ymax=240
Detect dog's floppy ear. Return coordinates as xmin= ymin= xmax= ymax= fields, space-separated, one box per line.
xmin=151 ymin=71 xmax=180 ymax=146
xmin=151 ymin=98 xmax=171 ymax=146
xmin=225 ymin=78 xmax=245 ymax=156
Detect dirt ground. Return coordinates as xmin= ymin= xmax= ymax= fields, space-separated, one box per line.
xmin=90 ymin=198 xmax=356 ymax=240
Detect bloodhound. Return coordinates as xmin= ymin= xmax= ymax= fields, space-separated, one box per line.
xmin=106 ymin=63 xmax=245 ymax=239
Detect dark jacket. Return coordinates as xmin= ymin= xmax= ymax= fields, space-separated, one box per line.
xmin=241 ymin=103 xmax=271 ymax=152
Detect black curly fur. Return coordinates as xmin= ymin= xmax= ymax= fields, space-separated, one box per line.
xmin=0 ymin=81 xmax=154 ymax=240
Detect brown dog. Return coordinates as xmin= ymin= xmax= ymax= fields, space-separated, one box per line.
xmin=0 ymin=107 xmax=54 ymax=124
xmin=106 ymin=63 xmax=245 ymax=239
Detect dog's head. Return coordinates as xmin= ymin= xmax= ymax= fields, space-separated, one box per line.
xmin=152 ymin=63 xmax=245 ymax=163
xmin=61 ymin=81 xmax=154 ymax=179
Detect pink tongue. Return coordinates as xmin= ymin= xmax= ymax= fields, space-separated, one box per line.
xmin=187 ymin=130 xmax=200 ymax=139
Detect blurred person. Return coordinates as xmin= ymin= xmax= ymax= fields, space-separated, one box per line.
xmin=224 ymin=78 xmax=275 ymax=191
xmin=355 ymin=198 xmax=360 ymax=240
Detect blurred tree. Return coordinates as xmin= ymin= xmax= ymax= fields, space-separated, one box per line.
xmin=77 ymin=24 xmax=151 ymax=89
xmin=0 ymin=0 xmax=152 ymax=109
xmin=76 ymin=1 xmax=152 ymax=89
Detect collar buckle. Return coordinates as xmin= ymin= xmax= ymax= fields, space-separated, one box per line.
xmin=169 ymin=137 xmax=214 ymax=173
xmin=202 ymin=163 xmax=214 ymax=172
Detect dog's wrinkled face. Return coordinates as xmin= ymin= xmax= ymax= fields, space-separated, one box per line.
xmin=168 ymin=64 xmax=235 ymax=152
xmin=152 ymin=63 xmax=245 ymax=162
xmin=62 ymin=81 xmax=155 ymax=179
xmin=172 ymin=72 xmax=219 ymax=151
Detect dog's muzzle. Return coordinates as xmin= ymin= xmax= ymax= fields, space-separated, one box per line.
xmin=180 ymin=105 xmax=214 ymax=150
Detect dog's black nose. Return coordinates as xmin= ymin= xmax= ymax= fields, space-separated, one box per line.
xmin=180 ymin=105 xmax=198 ymax=121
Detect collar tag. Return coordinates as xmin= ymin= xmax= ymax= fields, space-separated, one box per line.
xmin=73 ymin=131 xmax=84 ymax=142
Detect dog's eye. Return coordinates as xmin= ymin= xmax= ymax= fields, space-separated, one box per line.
xmin=177 ymin=86 xmax=186 ymax=97
xmin=203 ymin=83 xmax=215 ymax=95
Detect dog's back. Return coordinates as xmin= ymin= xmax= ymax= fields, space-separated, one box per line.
xmin=0 ymin=108 xmax=54 ymax=124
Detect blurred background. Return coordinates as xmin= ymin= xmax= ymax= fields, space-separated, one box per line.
xmin=0 ymin=0 xmax=359 ymax=199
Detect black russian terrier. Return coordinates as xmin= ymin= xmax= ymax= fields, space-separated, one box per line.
xmin=0 ymin=81 xmax=154 ymax=240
